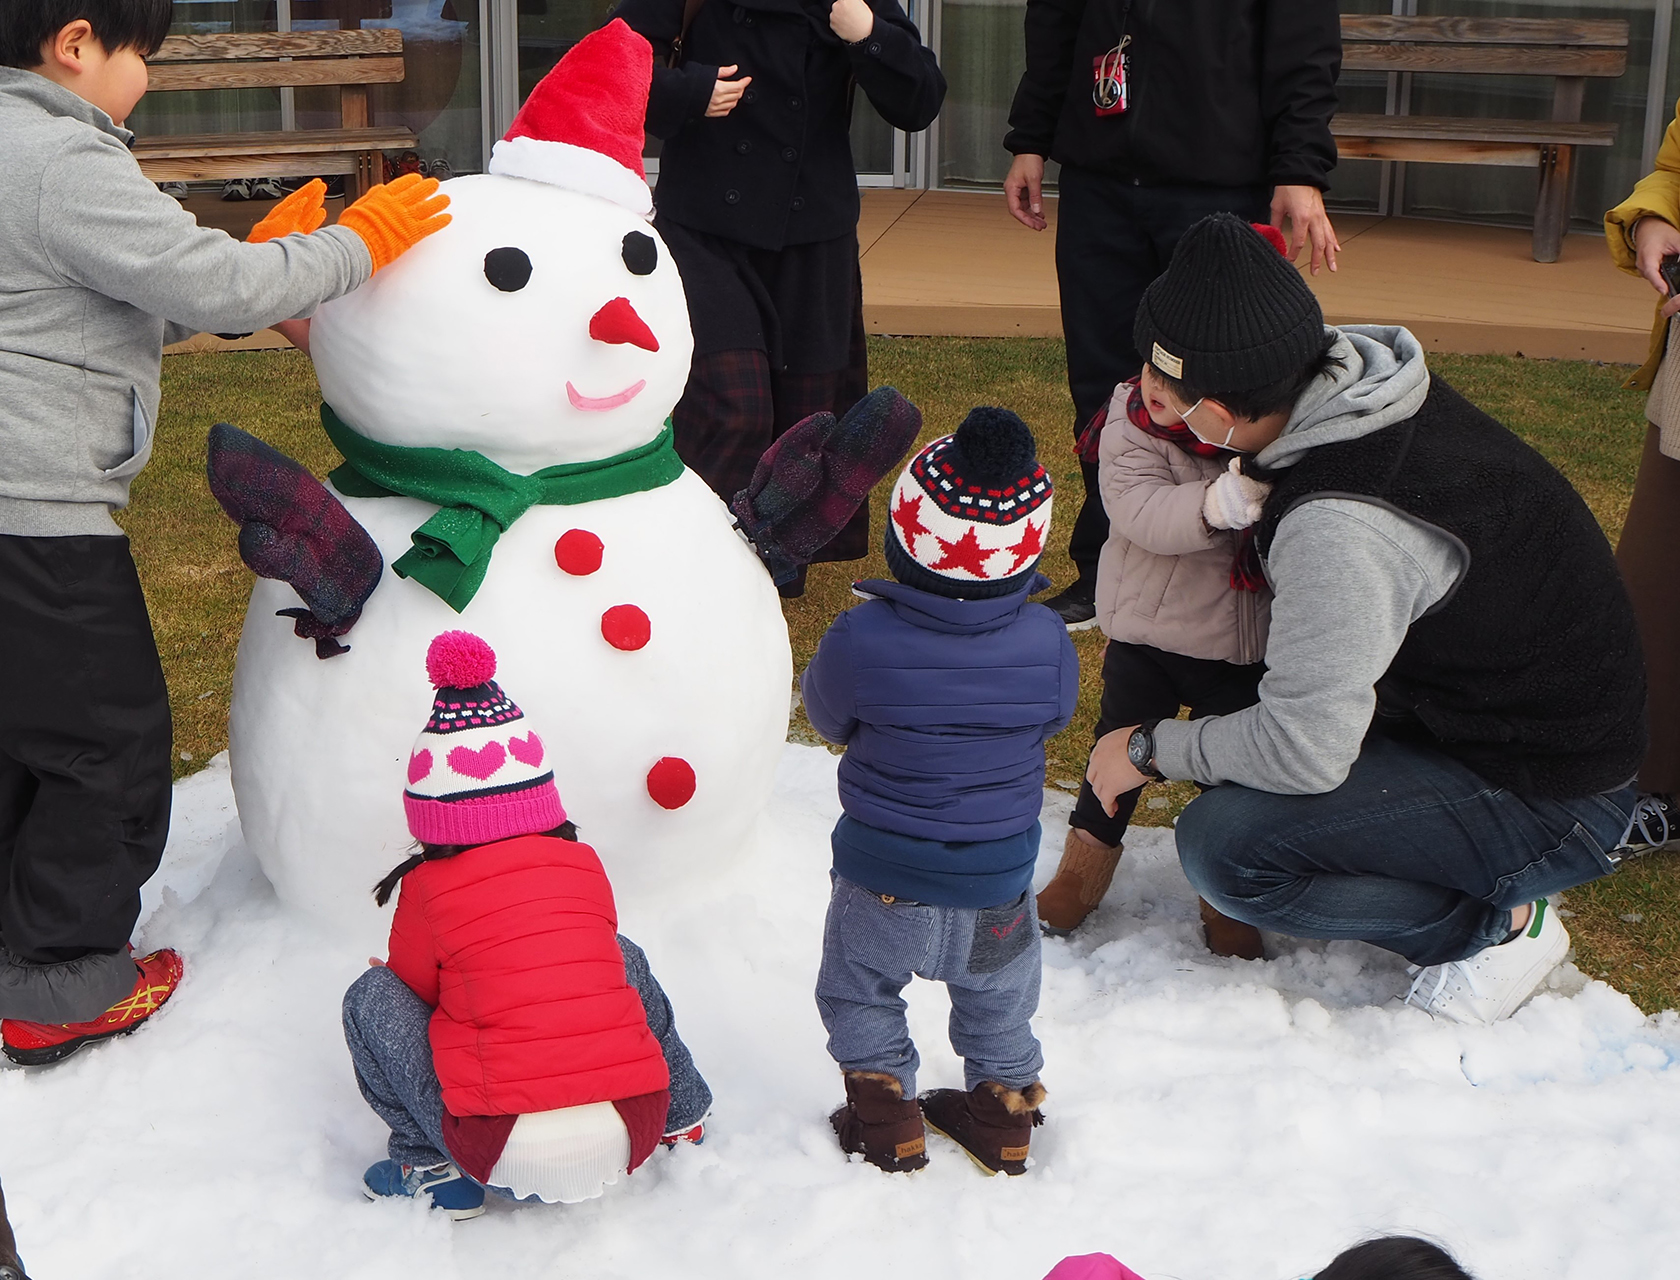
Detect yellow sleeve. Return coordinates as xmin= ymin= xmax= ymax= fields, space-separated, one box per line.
xmin=1606 ymin=98 xmax=1680 ymax=273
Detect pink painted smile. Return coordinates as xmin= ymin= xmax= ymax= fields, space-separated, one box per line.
xmin=566 ymin=380 xmax=646 ymax=412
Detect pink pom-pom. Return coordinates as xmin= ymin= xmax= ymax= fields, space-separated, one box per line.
xmin=1250 ymin=222 xmax=1290 ymax=257
xmin=426 ymin=630 xmax=497 ymax=689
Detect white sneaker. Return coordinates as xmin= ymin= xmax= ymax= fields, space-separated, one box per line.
xmin=1404 ymin=898 xmax=1569 ymax=1025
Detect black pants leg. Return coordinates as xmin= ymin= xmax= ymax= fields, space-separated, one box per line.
xmin=1070 ymin=641 xmax=1265 ymax=848
xmin=1054 ymin=171 xmax=1272 ymax=588
xmin=0 ymin=535 xmax=171 ymax=1022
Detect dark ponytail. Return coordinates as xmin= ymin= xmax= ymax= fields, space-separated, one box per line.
xmin=1316 ymin=1237 xmax=1476 ymax=1280
xmin=372 ymin=820 xmax=580 ymax=907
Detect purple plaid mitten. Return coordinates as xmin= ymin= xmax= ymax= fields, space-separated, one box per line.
xmin=206 ymin=422 xmax=383 ymax=659
xmin=730 ymin=386 xmax=922 ymax=585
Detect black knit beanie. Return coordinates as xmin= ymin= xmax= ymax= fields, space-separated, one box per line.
xmin=883 ymin=407 xmax=1053 ymax=599
xmin=1132 ymin=213 xmax=1324 ymax=396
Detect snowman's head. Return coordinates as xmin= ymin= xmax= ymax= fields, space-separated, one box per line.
xmin=310 ymin=173 xmax=693 ymax=474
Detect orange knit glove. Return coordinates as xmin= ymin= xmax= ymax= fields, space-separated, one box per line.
xmin=247 ymin=179 xmax=328 ymax=243
xmin=337 ymin=173 xmax=452 ymax=272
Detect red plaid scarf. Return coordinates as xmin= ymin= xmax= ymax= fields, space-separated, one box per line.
xmin=1077 ymin=381 xmax=1266 ymax=593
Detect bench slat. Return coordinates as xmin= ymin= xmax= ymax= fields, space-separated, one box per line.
xmin=1333 ymin=136 xmax=1541 ymax=167
xmin=133 ymin=127 xmax=417 ymax=158
xmin=1340 ymin=15 xmax=1629 ymax=48
xmin=1331 ymin=113 xmax=1618 ymax=147
xmin=1342 ymin=43 xmax=1627 ymax=77
xmin=150 ymin=30 xmax=402 ymax=61
xmin=147 ymin=56 xmax=405 ymax=92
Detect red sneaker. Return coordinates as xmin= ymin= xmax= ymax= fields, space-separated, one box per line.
xmin=660 ymin=1122 xmax=705 ymax=1149
xmin=2 ymin=949 xmax=183 ymax=1067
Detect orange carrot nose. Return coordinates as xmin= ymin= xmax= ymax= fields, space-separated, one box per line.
xmin=588 ymin=297 xmax=660 ymax=351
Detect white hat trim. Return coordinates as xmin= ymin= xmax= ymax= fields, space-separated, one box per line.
xmin=489 ymin=135 xmax=654 ymax=218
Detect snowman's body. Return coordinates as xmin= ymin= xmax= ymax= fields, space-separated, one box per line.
xmin=230 ymin=173 xmax=792 ymax=931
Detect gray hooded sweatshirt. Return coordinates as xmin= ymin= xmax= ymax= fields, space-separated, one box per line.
xmin=1152 ymin=325 xmax=1469 ymax=795
xmin=0 ymin=68 xmax=372 ymax=537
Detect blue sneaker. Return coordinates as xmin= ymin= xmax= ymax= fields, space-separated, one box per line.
xmin=362 ymin=1159 xmax=485 ymax=1220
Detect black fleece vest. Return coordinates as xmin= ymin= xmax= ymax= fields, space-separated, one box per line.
xmin=1254 ymin=377 xmax=1646 ymax=799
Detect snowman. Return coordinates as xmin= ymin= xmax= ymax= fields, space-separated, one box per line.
xmin=212 ymin=22 xmax=915 ymax=931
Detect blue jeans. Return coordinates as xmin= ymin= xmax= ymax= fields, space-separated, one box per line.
xmin=815 ymin=875 xmax=1043 ymax=1095
xmin=341 ymin=936 xmax=713 ymax=1183
xmin=1175 ymin=734 xmax=1637 ymax=966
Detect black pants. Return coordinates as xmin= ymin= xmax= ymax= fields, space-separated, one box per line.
xmin=1070 ymin=640 xmax=1264 ymax=848
xmin=1055 ymin=168 xmax=1271 ymax=587
xmin=0 ymin=535 xmax=171 ymax=1017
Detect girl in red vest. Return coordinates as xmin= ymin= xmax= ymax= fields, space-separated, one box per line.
xmin=341 ymin=631 xmax=711 ymax=1219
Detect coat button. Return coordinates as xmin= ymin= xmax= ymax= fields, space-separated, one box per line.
xmin=744 ymin=87 xmax=757 ymax=104
xmin=789 ymin=96 xmax=802 ymax=110
xmin=735 ymin=139 xmax=751 ymax=154
xmin=732 ymin=5 xmax=744 ymax=19
xmin=782 ymin=147 xmax=797 ymax=162
xmin=867 ymin=40 xmax=882 ymax=55
xmin=744 ymin=13 xmax=754 ymax=24
xmin=724 ymin=189 xmax=740 ymax=204
xmin=791 ymin=196 xmax=805 ymax=211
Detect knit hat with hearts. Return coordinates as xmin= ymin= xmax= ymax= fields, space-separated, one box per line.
xmin=403 ymin=631 xmax=566 ymax=845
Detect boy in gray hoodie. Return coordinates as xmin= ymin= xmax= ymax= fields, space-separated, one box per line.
xmin=0 ymin=0 xmax=451 ymax=1065
xmin=1087 ymin=213 xmax=1646 ymax=1026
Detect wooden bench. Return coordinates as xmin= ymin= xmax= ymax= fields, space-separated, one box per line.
xmin=1334 ymin=16 xmax=1629 ymax=263
xmin=134 ymin=30 xmax=415 ymax=201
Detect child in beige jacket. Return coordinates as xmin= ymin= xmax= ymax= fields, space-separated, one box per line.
xmin=1036 ymin=366 xmax=1276 ymax=954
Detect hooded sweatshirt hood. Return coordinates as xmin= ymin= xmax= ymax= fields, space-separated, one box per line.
xmin=1255 ymin=324 xmax=1430 ymax=472
xmin=852 ymin=572 xmax=1053 ymax=636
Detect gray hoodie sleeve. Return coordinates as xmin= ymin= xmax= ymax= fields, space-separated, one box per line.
xmin=1152 ymin=498 xmax=1465 ymax=794
xmin=38 ymin=130 xmax=371 ymax=334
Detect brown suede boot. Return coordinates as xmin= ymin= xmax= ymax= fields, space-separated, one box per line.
xmin=919 ymin=1080 xmax=1045 ymax=1176
xmin=1199 ymin=897 xmax=1265 ymax=960
xmin=1037 ymin=829 xmax=1123 ymax=936
xmin=829 ymin=1071 xmax=928 ymax=1173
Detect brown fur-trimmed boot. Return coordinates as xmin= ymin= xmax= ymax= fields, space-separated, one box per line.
xmin=1037 ymin=829 xmax=1122 ymax=936
xmin=829 ymin=1071 xmax=928 ymax=1173
xmin=1199 ymin=897 xmax=1265 ymax=960
xmin=919 ymin=1080 xmax=1045 ymax=1176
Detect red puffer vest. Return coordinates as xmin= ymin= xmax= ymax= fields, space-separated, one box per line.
xmin=385 ymin=833 xmax=670 ymax=1118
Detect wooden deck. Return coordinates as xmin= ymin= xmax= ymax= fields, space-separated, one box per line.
xmin=858 ymin=189 xmax=1657 ymax=363
xmin=167 ymin=185 xmax=1658 ymax=364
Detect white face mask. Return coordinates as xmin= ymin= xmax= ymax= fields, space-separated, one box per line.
xmin=1176 ymin=397 xmax=1238 ymax=451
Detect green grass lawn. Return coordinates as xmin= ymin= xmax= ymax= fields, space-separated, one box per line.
xmin=134 ymin=339 xmax=1680 ymax=1012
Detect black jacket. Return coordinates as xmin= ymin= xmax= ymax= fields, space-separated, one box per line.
xmin=1255 ymin=379 xmax=1648 ymax=800
xmin=612 ymin=0 xmax=945 ymax=249
xmin=1005 ymin=0 xmax=1340 ymax=190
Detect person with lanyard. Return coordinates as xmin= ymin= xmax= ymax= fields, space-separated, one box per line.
xmin=1001 ymin=0 xmax=1342 ymax=629
xmin=611 ymin=0 xmax=945 ymax=595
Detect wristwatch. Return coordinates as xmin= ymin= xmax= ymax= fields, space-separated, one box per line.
xmin=1127 ymin=719 xmax=1165 ymax=781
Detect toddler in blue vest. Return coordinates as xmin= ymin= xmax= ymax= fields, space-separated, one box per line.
xmin=801 ymin=407 xmax=1078 ymax=1176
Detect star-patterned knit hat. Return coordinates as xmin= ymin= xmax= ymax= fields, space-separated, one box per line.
xmin=404 ymin=631 xmax=566 ymax=846
xmin=885 ymin=407 xmax=1053 ymax=599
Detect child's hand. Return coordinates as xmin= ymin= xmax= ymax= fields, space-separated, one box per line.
xmin=368 ymin=956 xmax=386 ymax=967
xmin=1202 ymin=457 xmax=1271 ymax=531
xmin=247 ymin=178 xmax=328 ymax=243
xmin=339 ymin=174 xmax=452 ymax=273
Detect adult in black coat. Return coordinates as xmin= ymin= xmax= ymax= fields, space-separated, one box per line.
xmin=611 ymin=0 xmax=945 ymax=590
xmin=1002 ymin=0 xmax=1342 ymax=628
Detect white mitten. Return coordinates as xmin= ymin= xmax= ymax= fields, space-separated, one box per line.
xmin=1202 ymin=456 xmax=1272 ymax=531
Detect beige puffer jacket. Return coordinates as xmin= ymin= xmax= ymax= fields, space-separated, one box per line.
xmin=1092 ymin=384 xmax=1271 ymax=665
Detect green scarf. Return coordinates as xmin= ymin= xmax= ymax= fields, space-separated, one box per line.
xmin=321 ymin=404 xmax=684 ymax=611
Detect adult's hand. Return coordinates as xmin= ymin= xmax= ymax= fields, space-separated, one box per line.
xmin=1271 ymin=184 xmax=1340 ymax=275
xmin=707 ymin=65 xmax=751 ymax=117
xmin=1005 ymin=153 xmax=1048 ymax=231
xmin=829 ymin=0 xmax=875 ymax=43
xmin=1634 ymin=216 xmax=1680 ymax=318
xmin=1087 ymin=725 xmax=1149 ymax=816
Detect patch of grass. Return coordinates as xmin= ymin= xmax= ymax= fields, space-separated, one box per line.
xmin=132 ymin=341 xmax=1672 ymax=1010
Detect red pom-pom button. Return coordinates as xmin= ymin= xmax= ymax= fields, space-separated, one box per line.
xmin=647 ymin=757 xmax=696 ymax=809
xmin=554 ymin=529 xmax=604 ymax=576
xmin=601 ymin=604 xmax=651 ymax=651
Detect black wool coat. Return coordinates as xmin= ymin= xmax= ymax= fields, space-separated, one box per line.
xmin=612 ymin=0 xmax=946 ymax=249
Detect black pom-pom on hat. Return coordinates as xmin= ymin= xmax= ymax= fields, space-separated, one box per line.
xmin=948 ymin=406 xmax=1038 ymax=485
xmin=1133 ymin=212 xmax=1324 ymax=397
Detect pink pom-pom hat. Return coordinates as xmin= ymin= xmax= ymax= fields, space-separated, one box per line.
xmin=403 ymin=631 xmax=566 ymax=846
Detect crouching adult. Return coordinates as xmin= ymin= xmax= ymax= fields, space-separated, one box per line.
xmin=1086 ymin=214 xmax=1647 ymax=1025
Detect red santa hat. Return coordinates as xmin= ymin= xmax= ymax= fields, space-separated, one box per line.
xmin=488 ymin=18 xmax=654 ymax=217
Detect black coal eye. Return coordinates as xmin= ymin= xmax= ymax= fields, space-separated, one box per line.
xmin=484 ymin=247 xmax=532 ymax=292
xmin=622 ymin=231 xmax=658 ymax=276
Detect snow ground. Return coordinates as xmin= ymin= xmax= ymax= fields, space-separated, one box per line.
xmin=4 ymin=744 xmax=1679 ymax=1280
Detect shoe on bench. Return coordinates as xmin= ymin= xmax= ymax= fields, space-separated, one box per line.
xmin=1403 ymin=898 xmax=1568 ymax=1025
xmin=362 ymin=1160 xmax=485 ymax=1220
xmin=2 ymin=948 xmax=183 ymax=1067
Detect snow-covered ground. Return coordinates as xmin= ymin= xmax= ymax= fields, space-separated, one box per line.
xmin=4 ymin=744 xmax=1678 ymax=1280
